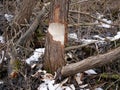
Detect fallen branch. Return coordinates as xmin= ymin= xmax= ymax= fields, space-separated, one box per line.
xmin=68 ymin=22 xmax=99 ymax=27
xmin=65 ymin=41 xmax=96 ymax=51
xmin=61 ymin=46 xmax=120 ymax=77
xmin=16 ymin=6 xmax=47 ymax=46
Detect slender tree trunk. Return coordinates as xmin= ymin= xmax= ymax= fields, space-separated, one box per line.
xmin=43 ymin=0 xmax=69 ymax=74
xmin=13 ymin=0 xmax=38 ymax=29
xmin=8 ymin=0 xmax=38 ymax=77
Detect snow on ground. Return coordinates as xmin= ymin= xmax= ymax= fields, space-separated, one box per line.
xmin=68 ymin=33 xmax=78 ymax=40
xmin=110 ymin=31 xmax=120 ymax=41
xmin=68 ymin=31 xmax=120 ymax=46
xmin=0 ymin=51 xmax=4 ymax=64
xmin=0 ymin=80 xmax=4 ymax=84
xmin=84 ymin=69 xmax=97 ymax=75
xmin=95 ymin=13 xmax=112 ymax=28
xmin=36 ymin=70 xmax=75 ymax=90
xmin=4 ymin=14 xmax=14 ymax=22
xmin=93 ymin=31 xmax=120 ymax=42
xmin=0 ymin=36 xmax=4 ymax=43
xmin=93 ymin=35 xmax=105 ymax=41
xmin=95 ymin=88 xmax=103 ymax=90
xmin=0 ymin=36 xmax=4 ymax=64
xmin=26 ymin=48 xmax=45 ymax=64
xmin=81 ymin=39 xmax=98 ymax=44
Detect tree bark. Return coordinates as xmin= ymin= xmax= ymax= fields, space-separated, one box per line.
xmin=8 ymin=0 xmax=38 ymax=77
xmin=61 ymin=46 xmax=120 ymax=77
xmin=16 ymin=6 xmax=47 ymax=46
xmin=43 ymin=0 xmax=69 ymax=74
xmin=13 ymin=0 xmax=38 ymax=29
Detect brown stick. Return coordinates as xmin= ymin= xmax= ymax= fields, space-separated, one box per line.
xmin=65 ymin=41 xmax=97 ymax=51
xmin=16 ymin=6 xmax=47 ymax=46
xmin=61 ymin=46 xmax=120 ymax=77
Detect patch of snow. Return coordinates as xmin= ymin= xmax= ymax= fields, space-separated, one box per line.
xmin=95 ymin=88 xmax=103 ymax=90
xmin=67 ymin=52 xmax=73 ymax=58
xmin=0 ymin=51 xmax=5 ymax=64
xmin=48 ymin=23 xmax=65 ymax=45
xmin=0 ymin=80 xmax=4 ymax=84
xmin=26 ymin=48 xmax=45 ymax=64
xmin=110 ymin=31 xmax=120 ymax=41
xmin=0 ymin=36 xmax=4 ymax=43
xmin=44 ymin=2 xmax=50 ymax=6
xmin=37 ymin=71 xmax=75 ymax=90
xmin=38 ymin=80 xmax=58 ymax=90
xmin=98 ymin=19 xmax=112 ymax=28
xmin=84 ymin=69 xmax=97 ymax=75
xmin=4 ymin=14 xmax=14 ymax=22
xmin=68 ymin=33 xmax=78 ymax=40
xmin=75 ymin=73 xmax=83 ymax=84
xmin=93 ymin=35 xmax=105 ymax=41
xmin=62 ymin=85 xmax=75 ymax=90
xmin=81 ymin=39 xmax=97 ymax=44
xmin=95 ymin=13 xmax=112 ymax=28
xmin=79 ymin=84 xmax=88 ymax=88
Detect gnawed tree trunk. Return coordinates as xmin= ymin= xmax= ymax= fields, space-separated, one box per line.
xmin=61 ymin=46 xmax=120 ymax=77
xmin=43 ymin=0 xmax=69 ymax=73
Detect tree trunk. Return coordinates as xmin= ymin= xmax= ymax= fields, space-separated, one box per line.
xmin=43 ymin=0 xmax=69 ymax=74
xmin=13 ymin=0 xmax=38 ymax=29
xmin=8 ymin=0 xmax=38 ymax=77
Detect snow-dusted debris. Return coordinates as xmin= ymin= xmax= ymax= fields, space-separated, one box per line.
xmin=0 ymin=36 xmax=5 ymax=64
xmin=0 ymin=51 xmax=5 ymax=64
xmin=84 ymin=69 xmax=97 ymax=75
xmin=68 ymin=33 xmax=78 ymax=40
xmin=75 ymin=73 xmax=83 ymax=85
xmin=110 ymin=31 xmax=120 ymax=41
xmin=0 ymin=80 xmax=4 ymax=84
xmin=95 ymin=13 xmax=112 ymax=28
xmin=81 ymin=39 xmax=97 ymax=44
xmin=37 ymin=70 xmax=75 ymax=90
xmin=87 ymin=31 xmax=120 ymax=43
xmin=67 ymin=52 xmax=73 ymax=58
xmin=4 ymin=14 xmax=14 ymax=22
xmin=79 ymin=84 xmax=88 ymax=88
xmin=95 ymin=88 xmax=103 ymax=90
xmin=98 ymin=19 xmax=112 ymax=28
xmin=0 ymin=36 xmax=4 ymax=43
xmin=26 ymin=48 xmax=45 ymax=64
xmin=93 ymin=35 xmax=105 ymax=41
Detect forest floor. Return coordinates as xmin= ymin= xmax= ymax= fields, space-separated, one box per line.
xmin=0 ymin=0 xmax=120 ymax=90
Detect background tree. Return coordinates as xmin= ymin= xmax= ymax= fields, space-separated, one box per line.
xmin=8 ymin=0 xmax=38 ymax=77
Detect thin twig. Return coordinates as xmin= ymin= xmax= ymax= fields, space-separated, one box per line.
xmin=69 ymin=10 xmax=118 ymax=27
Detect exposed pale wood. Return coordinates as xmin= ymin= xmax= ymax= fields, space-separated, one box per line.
xmin=61 ymin=46 xmax=120 ymax=77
